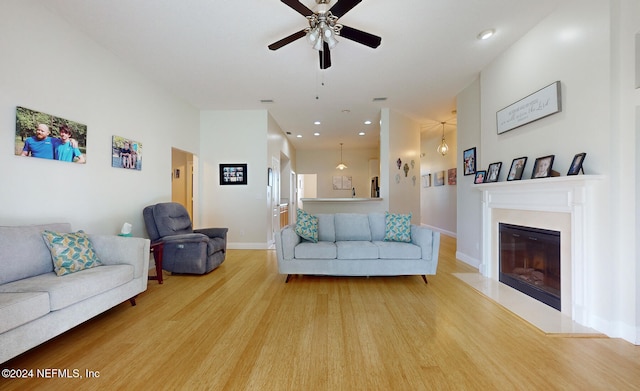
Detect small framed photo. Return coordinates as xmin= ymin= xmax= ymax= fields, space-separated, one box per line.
xmin=485 ymin=162 xmax=502 ymax=183
xmin=463 ymin=147 xmax=477 ymax=176
xmin=474 ymin=170 xmax=486 ymax=184
xmin=220 ymin=163 xmax=247 ymax=185
xmin=531 ymin=155 xmax=555 ymax=179
xmin=507 ymin=157 xmax=527 ymax=181
xmin=567 ymin=152 xmax=587 ymax=175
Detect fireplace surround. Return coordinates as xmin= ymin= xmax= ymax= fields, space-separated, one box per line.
xmin=475 ymin=175 xmax=604 ymax=327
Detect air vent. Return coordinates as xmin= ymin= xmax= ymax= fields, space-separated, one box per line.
xmin=373 ymin=97 xmax=387 ymax=102
xmin=260 ymin=99 xmax=275 ymax=103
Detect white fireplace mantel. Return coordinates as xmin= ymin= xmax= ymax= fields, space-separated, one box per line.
xmin=474 ymin=175 xmax=605 ymax=325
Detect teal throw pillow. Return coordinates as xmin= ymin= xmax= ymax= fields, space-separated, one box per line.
xmin=42 ymin=230 xmax=102 ymax=276
xmin=384 ymin=212 xmax=412 ymax=242
xmin=295 ymin=209 xmax=319 ymax=243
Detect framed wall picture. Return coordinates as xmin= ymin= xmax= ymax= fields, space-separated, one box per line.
xmin=507 ymin=157 xmax=527 ymax=181
xmin=220 ymin=163 xmax=247 ymax=185
xmin=496 ymin=81 xmax=562 ymax=134
xmin=463 ymin=147 xmax=476 ymax=176
xmin=15 ymin=106 xmax=87 ymax=164
xmin=531 ymin=155 xmax=555 ymax=179
xmin=567 ymin=152 xmax=587 ymax=175
xmin=434 ymin=171 xmax=445 ymax=186
xmin=486 ymin=162 xmax=502 ymax=183
xmin=474 ymin=170 xmax=486 ymax=184
xmin=112 ymin=136 xmax=142 ymax=170
xmin=448 ymin=168 xmax=457 ymax=185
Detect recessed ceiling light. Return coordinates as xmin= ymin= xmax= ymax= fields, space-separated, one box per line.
xmin=297 ymin=134 xmax=302 ymax=138
xmin=314 ymin=132 xmax=320 ymax=136
xmin=314 ymin=121 xmax=321 ymax=125
xmin=364 ymin=120 xmax=372 ymax=125
xmin=358 ymin=132 xmax=365 ymax=136
xmin=477 ymin=29 xmax=495 ymax=40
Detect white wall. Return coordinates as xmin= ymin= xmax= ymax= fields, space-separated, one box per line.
xmin=199 ymin=110 xmax=268 ymax=249
xmin=383 ymin=109 xmax=422 ymax=223
xmin=456 ymin=78 xmax=483 ymax=267
xmin=420 ymin=124 xmax=457 ymax=236
xmin=0 ymin=0 xmax=199 ymax=237
xmin=456 ymin=0 xmax=640 ymax=343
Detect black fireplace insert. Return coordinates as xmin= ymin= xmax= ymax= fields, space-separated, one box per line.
xmin=499 ymin=223 xmax=561 ymax=311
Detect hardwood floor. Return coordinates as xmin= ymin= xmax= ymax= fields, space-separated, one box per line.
xmin=2 ymin=235 xmax=640 ymax=390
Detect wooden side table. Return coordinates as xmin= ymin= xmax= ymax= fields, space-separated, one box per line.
xmin=149 ymin=241 xmax=164 ymax=284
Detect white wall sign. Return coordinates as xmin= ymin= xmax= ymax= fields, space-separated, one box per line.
xmin=496 ymin=81 xmax=562 ymax=134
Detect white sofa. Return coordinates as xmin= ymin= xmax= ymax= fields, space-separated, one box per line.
xmin=0 ymin=223 xmax=150 ymax=363
xmin=275 ymin=212 xmax=440 ymax=283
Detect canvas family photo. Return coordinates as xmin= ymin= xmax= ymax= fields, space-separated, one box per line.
xmin=15 ymin=106 xmax=86 ymax=164
xmin=112 ymin=136 xmax=142 ymax=170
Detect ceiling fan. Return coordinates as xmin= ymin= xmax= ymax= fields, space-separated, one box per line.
xmin=268 ymin=0 xmax=382 ymax=69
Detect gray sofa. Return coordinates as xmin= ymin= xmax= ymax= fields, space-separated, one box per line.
xmin=0 ymin=223 xmax=150 ymax=364
xmin=275 ymin=212 xmax=440 ymax=283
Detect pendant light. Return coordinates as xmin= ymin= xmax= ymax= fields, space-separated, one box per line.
xmin=436 ymin=122 xmax=449 ymax=156
xmin=336 ymin=143 xmax=347 ymax=170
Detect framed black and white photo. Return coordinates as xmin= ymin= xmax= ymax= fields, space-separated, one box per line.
xmin=474 ymin=170 xmax=486 ymax=184
xmin=531 ymin=155 xmax=555 ymax=179
xmin=463 ymin=147 xmax=476 ymax=176
xmin=507 ymin=157 xmax=527 ymax=181
xmin=567 ymin=152 xmax=587 ymax=175
xmin=486 ymin=162 xmax=502 ymax=183
xmin=220 ymin=163 xmax=247 ymax=185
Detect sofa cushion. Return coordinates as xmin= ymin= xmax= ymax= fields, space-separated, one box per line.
xmin=42 ymin=230 xmax=103 ymax=276
xmin=0 ymin=292 xmax=50 ymax=334
xmin=368 ymin=213 xmax=386 ymax=241
xmin=316 ymin=214 xmax=336 ymax=242
xmin=336 ymin=241 xmax=379 ymax=259
xmin=374 ymin=241 xmax=422 ymax=259
xmin=335 ymin=213 xmax=371 ymax=241
xmin=294 ymin=242 xmax=337 ymax=259
xmin=384 ymin=212 xmax=412 ymax=242
xmin=0 ymin=264 xmax=134 ymax=311
xmin=0 ymin=223 xmax=71 ymax=285
xmin=295 ymin=209 xmax=318 ymax=243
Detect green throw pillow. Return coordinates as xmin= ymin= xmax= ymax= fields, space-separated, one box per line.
xmin=42 ymin=230 xmax=102 ymax=276
xmin=295 ymin=209 xmax=318 ymax=243
xmin=384 ymin=212 xmax=412 ymax=242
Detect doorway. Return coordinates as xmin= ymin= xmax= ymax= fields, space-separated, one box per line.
xmin=171 ymin=148 xmax=198 ymax=225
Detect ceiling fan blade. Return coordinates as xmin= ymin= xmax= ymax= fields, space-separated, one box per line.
xmin=319 ymin=42 xmax=332 ymax=69
xmin=268 ymin=29 xmax=307 ymax=50
xmin=329 ymin=0 xmax=362 ymax=18
xmin=339 ymin=25 xmax=381 ymax=48
xmin=281 ymin=0 xmax=314 ymax=17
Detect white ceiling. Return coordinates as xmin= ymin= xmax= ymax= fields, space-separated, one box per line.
xmin=40 ymin=0 xmax=561 ymax=150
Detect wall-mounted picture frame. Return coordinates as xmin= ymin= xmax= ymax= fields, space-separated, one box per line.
xmin=463 ymin=147 xmax=476 ymax=176
xmin=531 ymin=155 xmax=555 ymax=179
xmin=434 ymin=171 xmax=445 ymax=186
xmin=486 ymin=162 xmax=502 ymax=183
xmin=567 ymin=152 xmax=587 ymax=175
xmin=448 ymin=168 xmax=457 ymax=185
xmin=474 ymin=170 xmax=486 ymax=184
xmin=507 ymin=157 xmax=527 ymax=181
xmin=496 ymin=81 xmax=562 ymax=134
xmin=220 ymin=163 xmax=247 ymax=185
xmin=112 ymin=136 xmax=142 ymax=170
xmin=15 ymin=106 xmax=87 ymax=164
xmin=422 ymin=173 xmax=431 ymax=188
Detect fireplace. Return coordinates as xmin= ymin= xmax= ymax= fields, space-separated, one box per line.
xmin=499 ymin=223 xmax=560 ymax=310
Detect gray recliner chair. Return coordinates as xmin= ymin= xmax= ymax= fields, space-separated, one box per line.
xmin=143 ymin=202 xmax=228 ymax=275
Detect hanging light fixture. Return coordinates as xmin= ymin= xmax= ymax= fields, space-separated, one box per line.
xmin=305 ymin=0 xmax=342 ymax=51
xmin=436 ymin=122 xmax=449 ymax=156
xmin=336 ymin=143 xmax=348 ymax=170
